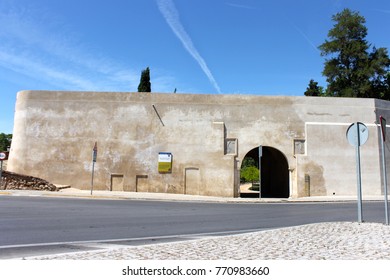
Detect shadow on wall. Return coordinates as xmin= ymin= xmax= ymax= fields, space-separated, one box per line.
xmin=303 ymin=162 xmax=326 ymax=196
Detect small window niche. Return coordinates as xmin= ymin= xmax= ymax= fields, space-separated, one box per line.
xmin=294 ymin=139 xmax=306 ymax=155
xmin=225 ymin=138 xmax=237 ymax=155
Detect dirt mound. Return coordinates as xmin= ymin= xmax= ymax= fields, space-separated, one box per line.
xmin=0 ymin=171 xmax=57 ymax=191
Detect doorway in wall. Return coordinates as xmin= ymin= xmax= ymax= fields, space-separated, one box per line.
xmin=185 ymin=167 xmax=201 ymax=195
xmin=240 ymin=146 xmax=289 ymax=198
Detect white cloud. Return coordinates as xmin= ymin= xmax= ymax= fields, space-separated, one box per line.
xmin=226 ymin=3 xmax=256 ymax=10
xmin=157 ymin=0 xmax=222 ymax=93
xmin=0 ymin=49 xmax=96 ymax=90
xmin=0 ymin=3 xmax=141 ymax=91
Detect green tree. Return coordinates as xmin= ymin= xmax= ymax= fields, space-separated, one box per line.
xmin=369 ymin=51 xmax=390 ymax=100
xmin=137 ymin=67 xmax=151 ymax=92
xmin=241 ymin=156 xmax=257 ymax=169
xmin=304 ymin=79 xmax=324 ymax=96
xmin=240 ymin=166 xmax=259 ymax=185
xmin=0 ymin=133 xmax=12 ymax=151
xmin=319 ymin=9 xmax=390 ymax=99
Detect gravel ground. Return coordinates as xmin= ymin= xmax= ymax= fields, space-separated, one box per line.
xmin=30 ymin=222 xmax=390 ymax=260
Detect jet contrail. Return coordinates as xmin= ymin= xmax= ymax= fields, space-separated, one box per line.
xmin=293 ymin=24 xmax=319 ymax=53
xmin=157 ymin=0 xmax=222 ymax=93
xmin=372 ymin=9 xmax=390 ymax=14
xmin=226 ymin=3 xmax=256 ymax=10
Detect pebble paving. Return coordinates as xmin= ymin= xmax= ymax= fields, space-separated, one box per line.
xmin=30 ymin=222 xmax=390 ymax=260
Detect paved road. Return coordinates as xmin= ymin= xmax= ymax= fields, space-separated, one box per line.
xmin=1 ymin=196 xmax=385 ymax=244
xmin=0 ymin=196 xmax=385 ymax=258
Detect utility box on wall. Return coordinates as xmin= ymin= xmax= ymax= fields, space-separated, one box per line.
xmin=158 ymin=152 xmax=172 ymax=173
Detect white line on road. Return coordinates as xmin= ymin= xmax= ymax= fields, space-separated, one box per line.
xmin=0 ymin=227 xmax=278 ymax=250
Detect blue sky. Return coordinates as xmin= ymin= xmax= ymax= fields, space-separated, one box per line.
xmin=1 ymin=0 xmax=390 ymax=133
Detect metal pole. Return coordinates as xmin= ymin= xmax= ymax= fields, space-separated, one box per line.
xmin=0 ymin=160 xmax=3 ymax=188
xmin=259 ymin=146 xmax=262 ymax=199
xmin=380 ymin=128 xmax=389 ymax=225
xmin=356 ymin=123 xmax=363 ymax=223
xmin=91 ymin=142 xmax=97 ymax=196
xmin=91 ymin=161 xmax=95 ymax=195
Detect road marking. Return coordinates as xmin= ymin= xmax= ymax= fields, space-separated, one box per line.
xmin=0 ymin=227 xmax=277 ymax=250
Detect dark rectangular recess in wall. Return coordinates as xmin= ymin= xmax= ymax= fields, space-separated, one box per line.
xmin=136 ymin=175 xmax=148 ymax=192
xmin=110 ymin=174 xmax=124 ymax=191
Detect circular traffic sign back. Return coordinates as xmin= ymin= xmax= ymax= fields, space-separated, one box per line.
xmin=346 ymin=122 xmax=369 ymax=147
xmin=0 ymin=152 xmax=7 ymax=160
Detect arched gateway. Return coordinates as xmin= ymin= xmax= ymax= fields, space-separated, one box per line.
xmin=241 ymin=146 xmax=289 ymax=198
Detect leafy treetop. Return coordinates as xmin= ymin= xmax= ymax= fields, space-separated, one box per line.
xmin=0 ymin=133 xmax=12 ymax=151
xmin=307 ymin=9 xmax=390 ymax=100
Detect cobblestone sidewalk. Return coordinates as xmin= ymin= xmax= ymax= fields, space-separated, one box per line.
xmin=31 ymin=222 xmax=390 ymax=260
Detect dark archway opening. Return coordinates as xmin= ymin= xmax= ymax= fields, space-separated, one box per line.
xmin=240 ymin=146 xmax=289 ymax=198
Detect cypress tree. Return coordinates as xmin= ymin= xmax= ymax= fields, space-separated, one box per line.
xmin=137 ymin=67 xmax=151 ymax=92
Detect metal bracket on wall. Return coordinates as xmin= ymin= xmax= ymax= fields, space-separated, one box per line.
xmin=152 ymin=105 xmax=165 ymax=126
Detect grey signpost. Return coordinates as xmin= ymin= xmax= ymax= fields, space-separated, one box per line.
xmin=0 ymin=152 xmax=6 ymax=186
xmin=346 ymin=122 xmax=369 ymax=223
xmin=258 ymin=145 xmax=262 ymax=198
xmin=0 ymin=160 xmax=2 ymax=185
xmin=379 ymin=116 xmax=389 ymax=225
xmin=91 ymin=142 xmax=97 ymax=195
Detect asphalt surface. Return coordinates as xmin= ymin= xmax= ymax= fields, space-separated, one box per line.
xmin=2 ymin=189 xmax=388 ymax=260
xmin=0 ymin=196 xmax=385 ymax=249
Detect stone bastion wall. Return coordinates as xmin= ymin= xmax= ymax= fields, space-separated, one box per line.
xmin=7 ymin=90 xmax=390 ymax=198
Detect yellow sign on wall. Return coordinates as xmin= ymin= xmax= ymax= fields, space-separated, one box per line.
xmin=158 ymin=152 xmax=172 ymax=173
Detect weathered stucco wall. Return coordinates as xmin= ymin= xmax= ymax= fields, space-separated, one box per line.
xmin=8 ymin=90 xmax=390 ymax=198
